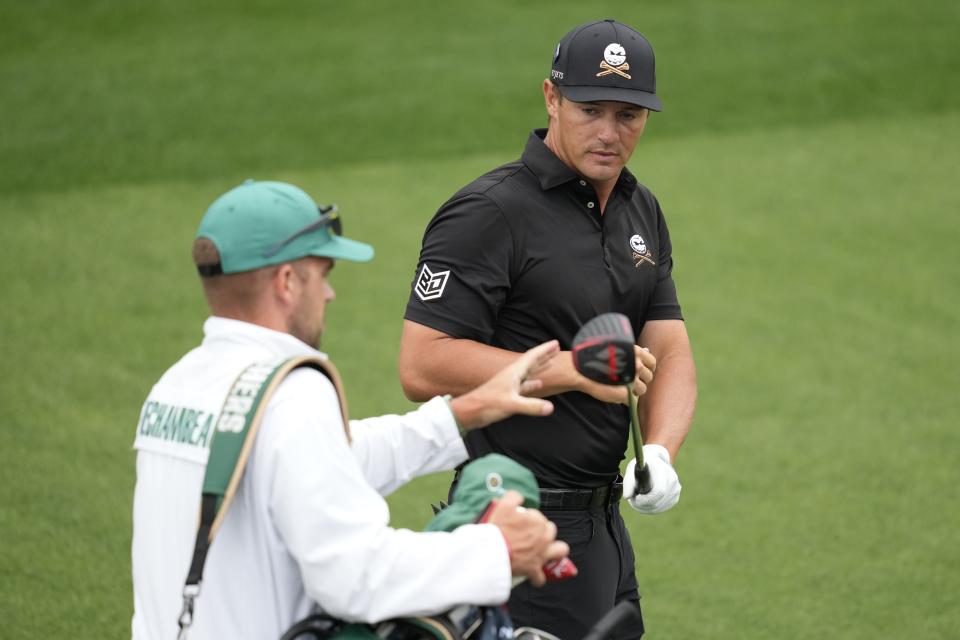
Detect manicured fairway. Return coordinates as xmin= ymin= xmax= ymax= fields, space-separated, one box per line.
xmin=1 ymin=1 xmax=958 ymax=638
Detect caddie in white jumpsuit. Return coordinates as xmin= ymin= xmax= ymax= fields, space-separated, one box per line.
xmin=131 ymin=180 xmax=568 ymax=640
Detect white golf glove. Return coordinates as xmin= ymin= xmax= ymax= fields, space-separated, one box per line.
xmin=622 ymin=444 xmax=681 ymax=514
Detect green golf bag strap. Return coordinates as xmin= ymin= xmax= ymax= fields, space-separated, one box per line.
xmin=177 ymin=354 xmax=349 ymax=639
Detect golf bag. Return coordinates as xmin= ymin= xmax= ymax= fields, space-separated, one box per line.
xmin=280 ymin=600 xmax=641 ymax=640
xmin=280 ymin=604 xmax=520 ymax=640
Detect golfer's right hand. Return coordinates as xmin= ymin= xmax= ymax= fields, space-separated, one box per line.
xmin=487 ymin=491 xmax=569 ymax=587
xmin=578 ymin=345 xmax=656 ymax=404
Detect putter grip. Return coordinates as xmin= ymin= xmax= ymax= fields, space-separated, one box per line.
xmin=635 ymin=462 xmax=653 ymax=495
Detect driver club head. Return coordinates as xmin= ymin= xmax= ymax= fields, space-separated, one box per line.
xmin=571 ymin=313 xmax=636 ymax=386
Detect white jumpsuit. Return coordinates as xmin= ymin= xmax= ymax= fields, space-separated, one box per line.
xmin=131 ymin=317 xmax=510 ymax=639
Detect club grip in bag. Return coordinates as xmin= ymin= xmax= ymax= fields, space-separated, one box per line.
xmin=635 ymin=462 xmax=652 ymax=496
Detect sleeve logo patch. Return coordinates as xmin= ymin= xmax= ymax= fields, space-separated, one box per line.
xmin=414 ymin=263 xmax=450 ymax=301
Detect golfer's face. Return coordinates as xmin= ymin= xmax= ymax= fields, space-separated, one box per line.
xmin=548 ymin=88 xmax=648 ymax=186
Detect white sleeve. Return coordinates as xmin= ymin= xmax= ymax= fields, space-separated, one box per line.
xmin=349 ymin=396 xmax=468 ymax=496
xmin=262 ymin=370 xmax=510 ymax=622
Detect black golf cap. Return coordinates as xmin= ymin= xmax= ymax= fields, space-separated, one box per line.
xmin=550 ymin=19 xmax=661 ymax=112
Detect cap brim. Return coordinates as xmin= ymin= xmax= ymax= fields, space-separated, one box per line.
xmin=309 ymin=235 xmax=375 ymax=263
xmin=559 ymin=85 xmax=662 ymax=112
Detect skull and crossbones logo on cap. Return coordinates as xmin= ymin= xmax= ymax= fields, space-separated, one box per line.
xmin=597 ymin=43 xmax=631 ymax=80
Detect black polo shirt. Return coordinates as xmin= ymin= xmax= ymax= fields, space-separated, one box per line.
xmin=405 ymin=128 xmax=683 ymax=488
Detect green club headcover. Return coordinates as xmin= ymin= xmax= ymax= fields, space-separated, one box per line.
xmin=425 ymin=454 xmax=540 ymax=532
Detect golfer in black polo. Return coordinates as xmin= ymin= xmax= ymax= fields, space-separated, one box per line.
xmin=400 ymin=19 xmax=696 ymax=639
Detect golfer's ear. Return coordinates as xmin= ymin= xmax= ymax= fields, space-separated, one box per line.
xmin=639 ymin=108 xmax=650 ymax=129
xmin=543 ymin=80 xmax=561 ymax=117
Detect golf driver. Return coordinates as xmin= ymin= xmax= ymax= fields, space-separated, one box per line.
xmin=571 ymin=312 xmax=652 ymax=496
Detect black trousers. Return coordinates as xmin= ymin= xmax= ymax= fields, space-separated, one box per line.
xmin=508 ymin=502 xmax=645 ymax=640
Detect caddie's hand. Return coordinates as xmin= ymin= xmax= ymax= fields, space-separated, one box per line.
xmin=623 ymin=444 xmax=681 ymax=514
xmin=578 ymin=345 xmax=657 ymax=405
xmin=487 ymin=491 xmax=569 ymax=587
xmin=450 ymin=340 xmax=559 ymax=430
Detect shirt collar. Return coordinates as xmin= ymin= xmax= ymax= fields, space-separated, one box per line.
xmin=522 ymin=128 xmax=578 ymax=190
xmin=202 ymin=316 xmax=325 ymax=360
xmin=520 ymin=128 xmax=638 ymax=195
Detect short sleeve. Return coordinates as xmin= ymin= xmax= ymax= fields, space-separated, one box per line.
xmin=404 ymin=194 xmax=514 ymax=342
xmin=645 ymin=196 xmax=684 ymax=321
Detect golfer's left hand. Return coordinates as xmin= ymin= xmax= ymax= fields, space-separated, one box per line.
xmin=623 ymin=444 xmax=681 ymax=514
xmin=575 ymin=345 xmax=657 ymax=406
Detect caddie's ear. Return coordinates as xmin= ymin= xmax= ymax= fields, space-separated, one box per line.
xmin=273 ymin=263 xmax=298 ymax=305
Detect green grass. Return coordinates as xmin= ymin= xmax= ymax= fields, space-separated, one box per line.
xmin=1 ymin=0 xmax=957 ymax=194
xmin=2 ymin=1 xmax=959 ymax=638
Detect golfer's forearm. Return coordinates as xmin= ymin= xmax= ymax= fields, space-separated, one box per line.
xmin=400 ymin=335 xmax=518 ymax=399
xmin=399 ymin=321 xmax=581 ymax=401
xmin=638 ymin=352 xmax=697 ymax=461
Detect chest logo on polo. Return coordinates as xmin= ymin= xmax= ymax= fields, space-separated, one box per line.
xmin=630 ymin=234 xmax=656 ymax=268
xmin=414 ymin=263 xmax=450 ymax=301
xmin=597 ymin=43 xmax=631 ymax=80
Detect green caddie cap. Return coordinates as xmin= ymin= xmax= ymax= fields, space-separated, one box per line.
xmin=196 ymin=179 xmax=374 ymax=275
xmin=425 ymin=454 xmax=540 ymax=532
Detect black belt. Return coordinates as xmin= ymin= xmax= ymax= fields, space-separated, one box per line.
xmin=539 ymin=482 xmax=623 ymax=510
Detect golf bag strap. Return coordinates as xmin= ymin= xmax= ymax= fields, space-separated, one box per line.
xmin=178 ymin=355 xmax=349 ymax=638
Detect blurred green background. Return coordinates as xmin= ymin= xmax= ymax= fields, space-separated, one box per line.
xmin=1 ymin=0 xmax=958 ymax=637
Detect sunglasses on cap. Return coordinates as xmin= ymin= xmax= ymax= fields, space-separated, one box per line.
xmin=262 ymin=204 xmax=342 ymax=259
